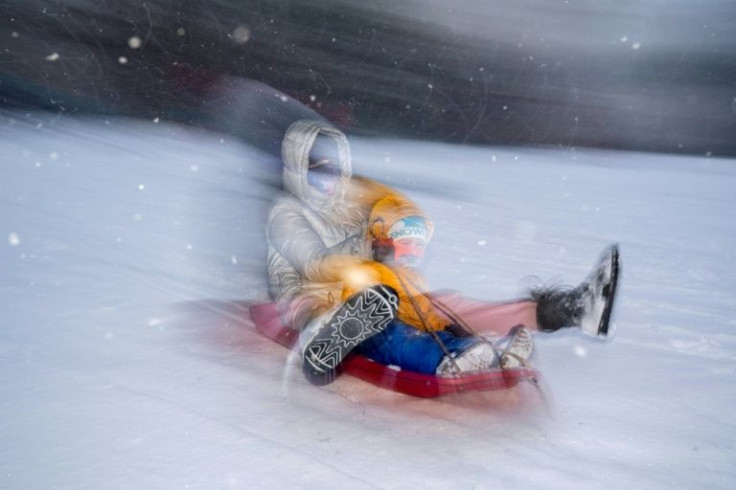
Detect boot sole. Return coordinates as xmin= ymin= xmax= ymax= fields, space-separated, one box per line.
xmin=581 ymin=244 xmax=621 ymax=337
xmin=597 ymin=244 xmax=620 ymax=337
xmin=303 ymin=285 xmax=397 ymax=383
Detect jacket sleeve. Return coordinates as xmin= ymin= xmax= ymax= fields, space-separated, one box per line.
xmin=267 ymin=203 xmax=364 ymax=283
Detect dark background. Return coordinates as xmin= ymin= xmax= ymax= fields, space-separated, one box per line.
xmin=2 ymin=0 xmax=735 ymax=156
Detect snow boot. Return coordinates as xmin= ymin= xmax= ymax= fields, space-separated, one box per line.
xmin=533 ymin=244 xmax=620 ymax=338
xmin=436 ymin=341 xmax=500 ymax=376
xmin=302 ymin=285 xmax=398 ymax=385
xmin=497 ymin=325 xmax=534 ymax=369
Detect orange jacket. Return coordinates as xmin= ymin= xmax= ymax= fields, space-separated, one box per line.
xmin=324 ymin=194 xmax=450 ymax=331
xmin=319 ymin=257 xmax=450 ymax=332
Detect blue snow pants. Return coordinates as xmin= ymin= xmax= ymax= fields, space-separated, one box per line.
xmin=355 ymin=319 xmax=480 ymax=374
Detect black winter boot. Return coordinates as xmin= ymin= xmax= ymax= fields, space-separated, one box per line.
xmin=302 ymin=285 xmax=398 ymax=385
xmin=533 ymin=244 xmax=620 ymax=338
xmin=532 ymin=285 xmax=586 ymax=333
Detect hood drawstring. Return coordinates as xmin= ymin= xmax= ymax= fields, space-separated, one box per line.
xmin=395 ymin=270 xmax=512 ymax=376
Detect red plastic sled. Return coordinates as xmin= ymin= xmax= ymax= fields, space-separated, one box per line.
xmin=249 ymin=303 xmax=539 ymax=398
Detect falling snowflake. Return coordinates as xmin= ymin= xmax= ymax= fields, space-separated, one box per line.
xmin=232 ymin=26 xmax=251 ymax=44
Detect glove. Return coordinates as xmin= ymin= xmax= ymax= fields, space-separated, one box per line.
xmin=445 ymin=323 xmax=473 ymax=338
xmin=371 ymin=237 xmax=394 ymax=263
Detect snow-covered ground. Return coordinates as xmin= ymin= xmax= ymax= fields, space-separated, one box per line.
xmin=1 ymin=113 xmax=734 ymax=489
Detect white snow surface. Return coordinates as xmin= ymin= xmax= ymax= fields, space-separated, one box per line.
xmin=1 ymin=114 xmax=734 ymax=489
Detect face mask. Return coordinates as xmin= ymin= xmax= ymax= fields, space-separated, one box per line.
xmin=307 ymin=158 xmax=341 ymax=195
xmin=392 ymin=237 xmax=427 ymax=267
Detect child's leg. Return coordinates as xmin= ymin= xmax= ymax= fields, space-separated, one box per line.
xmin=355 ymin=319 xmax=479 ymax=374
xmin=432 ymin=291 xmax=538 ymax=336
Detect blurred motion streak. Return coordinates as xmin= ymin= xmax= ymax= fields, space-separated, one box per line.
xmin=1 ymin=0 xmax=734 ymax=155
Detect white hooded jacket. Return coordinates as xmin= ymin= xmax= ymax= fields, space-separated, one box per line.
xmin=266 ymin=120 xmax=371 ymax=328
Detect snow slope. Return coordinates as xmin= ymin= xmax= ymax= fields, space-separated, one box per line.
xmin=1 ymin=113 xmax=734 ymax=489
